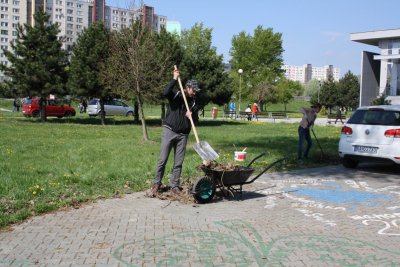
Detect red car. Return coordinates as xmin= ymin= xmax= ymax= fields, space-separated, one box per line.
xmin=22 ymin=98 xmax=76 ymax=118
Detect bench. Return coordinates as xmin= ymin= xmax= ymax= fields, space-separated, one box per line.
xmin=269 ymin=112 xmax=288 ymax=122
xmin=223 ymin=110 xmax=237 ymax=119
xmin=239 ymin=111 xmax=269 ymax=121
xmin=239 ymin=111 xmax=252 ymax=120
xmin=327 ymin=114 xmax=346 ymax=124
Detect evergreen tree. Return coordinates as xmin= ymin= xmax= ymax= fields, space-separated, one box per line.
xmin=0 ymin=10 xmax=68 ymax=122
xmin=179 ymin=23 xmax=232 ymax=108
xmin=337 ymin=71 xmax=360 ymax=110
xmin=68 ymin=22 xmax=110 ymax=125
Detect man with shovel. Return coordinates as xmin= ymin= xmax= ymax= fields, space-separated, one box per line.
xmin=150 ymin=66 xmax=200 ymax=197
xmin=298 ymin=103 xmax=322 ymax=161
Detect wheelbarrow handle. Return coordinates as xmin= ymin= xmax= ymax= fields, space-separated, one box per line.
xmin=246 ymin=153 xmax=266 ymax=168
xmin=244 ymin=157 xmax=287 ymax=185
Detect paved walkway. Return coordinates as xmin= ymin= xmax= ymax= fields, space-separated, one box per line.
xmin=1 ymin=164 xmax=400 ymax=266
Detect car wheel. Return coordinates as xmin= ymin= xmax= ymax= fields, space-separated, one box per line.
xmin=342 ymin=158 xmax=359 ymax=168
xmin=64 ymin=111 xmax=73 ymax=117
xmin=126 ymin=111 xmax=134 ymax=116
xmin=32 ymin=110 xmax=40 ymax=118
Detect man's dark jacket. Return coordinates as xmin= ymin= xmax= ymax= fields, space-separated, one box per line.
xmin=163 ymin=79 xmax=198 ymax=135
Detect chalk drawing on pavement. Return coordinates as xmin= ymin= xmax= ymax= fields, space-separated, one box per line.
xmin=113 ymin=219 xmax=400 ymax=266
xmin=260 ymin=179 xmax=400 ymax=231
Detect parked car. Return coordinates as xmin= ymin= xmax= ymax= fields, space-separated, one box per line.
xmin=22 ymin=98 xmax=76 ymax=118
xmin=87 ymin=98 xmax=134 ymax=117
xmin=338 ymin=105 xmax=400 ymax=168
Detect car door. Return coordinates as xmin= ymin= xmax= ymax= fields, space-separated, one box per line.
xmin=112 ymin=100 xmax=126 ymax=115
xmin=46 ymin=100 xmax=59 ymax=116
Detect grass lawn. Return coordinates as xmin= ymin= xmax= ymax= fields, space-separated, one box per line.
xmin=0 ymin=98 xmax=342 ymax=228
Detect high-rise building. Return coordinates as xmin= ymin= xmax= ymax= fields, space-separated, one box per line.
xmin=282 ymin=64 xmax=340 ymax=83
xmin=0 ymin=0 xmax=168 ymax=81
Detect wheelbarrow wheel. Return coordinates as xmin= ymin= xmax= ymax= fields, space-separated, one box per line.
xmin=193 ymin=176 xmax=216 ymax=204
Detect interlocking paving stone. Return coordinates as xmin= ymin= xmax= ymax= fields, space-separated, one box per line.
xmin=1 ymin=164 xmax=400 ymax=266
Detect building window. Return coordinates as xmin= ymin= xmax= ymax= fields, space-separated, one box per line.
xmin=0 ymin=14 xmax=8 ymax=19
xmin=0 ymin=37 xmax=8 ymax=42
xmin=13 ymin=0 xmax=19 ymax=4
xmin=1 ymin=7 xmax=9 ymax=12
xmin=12 ymin=8 xmax=19 ymax=13
xmin=1 ymin=0 xmax=9 ymax=3
xmin=13 ymin=16 xmax=19 ymax=21
xmin=76 ymin=18 xmax=82 ymax=23
xmin=0 ymin=45 xmax=8 ymax=50
xmin=0 ymin=22 xmax=8 ymax=26
xmin=0 ymin=30 xmax=8 ymax=35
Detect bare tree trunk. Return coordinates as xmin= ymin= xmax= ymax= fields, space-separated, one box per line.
xmin=134 ymin=101 xmax=139 ymax=124
xmin=39 ymin=97 xmax=47 ymax=122
xmin=100 ymin=97 xmax=106 ymax=126
xmin=137 ymin=93 xmax=148 ymax=141
xmin=161 ymin=103 xmax=165 ymax=124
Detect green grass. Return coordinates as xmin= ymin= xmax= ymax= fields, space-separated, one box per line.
xmin=0 ymin=99 xmax=342 ymax=228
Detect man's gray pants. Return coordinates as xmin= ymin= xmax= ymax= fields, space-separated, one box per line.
xmin=154 ymin=127 xmax=188 ymax=188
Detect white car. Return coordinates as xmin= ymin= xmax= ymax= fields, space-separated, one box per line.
xmin=338 ymin=105 xmax=400 ymax=168
xmin=87 ymin=99 xmax=134 ymax=117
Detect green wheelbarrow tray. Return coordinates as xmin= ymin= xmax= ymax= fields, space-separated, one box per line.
xmin=191 ymin=153 xmax=286 ymax=204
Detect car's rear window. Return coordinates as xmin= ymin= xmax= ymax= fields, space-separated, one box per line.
xmin=24 ymin=99 xmax=32 ymax=104
xmin=88 ymin=99 xmax=98 ymax=105
xmin=348 ymin=109 xmax=400 ymax=126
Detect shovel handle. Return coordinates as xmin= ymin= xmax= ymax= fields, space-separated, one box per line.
xmin=175 ymin=66 xmax=200 ymax=144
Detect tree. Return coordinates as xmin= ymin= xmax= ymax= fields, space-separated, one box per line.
xmin=102 ymin=21 xmax=173 ymax=140
xmin=230 ymin=25 xmax=284 ymax=109
xmin=0 ymin=10 xmax=68 ymax=122
xmin=370 ymin=94 xmax=391 ymax=105
xmin=275 ymin=78 xmax=303 ymax=111
xmin=304 ymin=79 xmax=320 ymax=97
xmin=337 ymin=71 xmax=360 ymax=110
xmin=152 ymin=28 xmax=183 ymax=121
xmin=179 ymin=23 xmax=232 ymax=109
xmin=318 ymin=78 xmax=338 ymax=114
xmin=68 ymin=22 xmax=110 ymax=125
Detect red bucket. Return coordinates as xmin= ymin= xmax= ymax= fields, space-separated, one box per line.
xmin=234 ymin=151 xmax=247 ymax=161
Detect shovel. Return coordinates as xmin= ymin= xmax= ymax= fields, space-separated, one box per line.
xmin=175 ymin=66 xmax=219 ymax=161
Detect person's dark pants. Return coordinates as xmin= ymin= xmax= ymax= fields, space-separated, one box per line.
xmin=154 ymin=127 xmax=188 ymax=188
xmin=298 ymin=126 xmax=312 ymax=159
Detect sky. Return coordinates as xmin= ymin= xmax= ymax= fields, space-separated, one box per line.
xmin=107 ymin=0 xmax=399 ymax=77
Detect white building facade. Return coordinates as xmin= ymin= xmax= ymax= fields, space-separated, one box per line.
xmin=351 ymin=28 xmax=400 ymax=106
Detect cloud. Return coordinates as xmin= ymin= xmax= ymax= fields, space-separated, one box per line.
xmin=321 ymin=31 xmax=345 ymax=44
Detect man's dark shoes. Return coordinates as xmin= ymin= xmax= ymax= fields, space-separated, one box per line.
xmin=170 ymin=187 xmax=182 ymax=196
xmin=149 ymin=183 xmax=161 ymax=197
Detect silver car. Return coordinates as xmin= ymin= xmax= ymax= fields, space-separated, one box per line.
xmin=338 ymin=105 xmax=400 ymax=168
xmin=87 ymin=99 xmax=134 ymax=117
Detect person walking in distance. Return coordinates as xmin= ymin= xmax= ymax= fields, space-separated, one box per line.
xmin=298 ymin=103 xmax=322 ymax=161
xmin=150 ymin=66 xmax=200 ymax=196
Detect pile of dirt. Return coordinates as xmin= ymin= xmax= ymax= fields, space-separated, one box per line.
xmin=201 ymin=161 xmax=240 ymax=171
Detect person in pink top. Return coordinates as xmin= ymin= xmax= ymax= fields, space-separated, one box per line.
xmin=298 ymin=103 xmax=322 ymax=160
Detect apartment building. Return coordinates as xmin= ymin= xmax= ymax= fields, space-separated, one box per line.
xmin=0 ymin=0 xmax=168 ymax=81
xmin=282 ymin=64 xmax=340 ymax=84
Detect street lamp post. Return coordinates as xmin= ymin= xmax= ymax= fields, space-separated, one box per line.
xmin=238 ymin=69 xmax=243 ymax=112
xmin=317 ymin=78 xmax=321 ymax=103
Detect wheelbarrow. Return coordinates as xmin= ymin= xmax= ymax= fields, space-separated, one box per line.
xmin=191 ymin=153 xmax=286 ymax=203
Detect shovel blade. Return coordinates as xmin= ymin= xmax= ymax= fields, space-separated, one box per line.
xmin=193 ymin=141 xmax=219 ymax=161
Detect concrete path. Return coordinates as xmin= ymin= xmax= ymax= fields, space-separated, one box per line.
xmin=1 ymin=164 xmax=400 ymax=266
